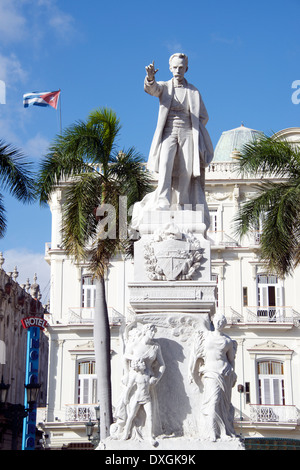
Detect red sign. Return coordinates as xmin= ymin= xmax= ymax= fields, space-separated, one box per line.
xmin=21 ymin=316 xmax=48 ymax=330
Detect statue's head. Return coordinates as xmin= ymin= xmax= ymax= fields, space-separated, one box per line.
xmin=131 ymin=359 xmax=146 ymax=372
xmin=212 ymin=312 xmax=227 ymax=331
xmin=169 ymin=53 xmax=188 ymax=81
xmin=142 ymin=323 xmax=157 ymax=341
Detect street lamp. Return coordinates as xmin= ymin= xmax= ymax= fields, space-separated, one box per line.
xmin=85 ymin=405 xmax=100 ymax=447
xmin=85 ymin=420 xmax=95 ymax=440
xmin=237 ymin=384 xmax=244 ymax=438
xmin=24 ymin=382 xmax=41 ymax=410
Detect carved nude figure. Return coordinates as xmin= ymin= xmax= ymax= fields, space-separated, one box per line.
xmin=122 ymin=359 xmax=153 ymax=441
xmin=111 ymin=323 xmax=165 ymax=444
xmin=189 ymin=313 xmax=237 ymax=441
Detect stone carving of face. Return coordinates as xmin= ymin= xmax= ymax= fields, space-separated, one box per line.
xmin=169 ymin=56 xmax=187 ymax=83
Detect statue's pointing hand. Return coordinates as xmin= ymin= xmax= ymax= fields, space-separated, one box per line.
xmin=146 ymin=61 xmax=158 ymax=81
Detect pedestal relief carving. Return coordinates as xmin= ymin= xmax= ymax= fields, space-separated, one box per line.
xmin=144 ymin=225 xmax=203 ymax=281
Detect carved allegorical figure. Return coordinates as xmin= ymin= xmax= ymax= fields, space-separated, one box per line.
xmin=110 ymin=324 xmax=165 ymax=445
xmin=132 ymin=53 xmax=214 ymax=230
xmin=189 ymin=313 xmax=237 ymax=442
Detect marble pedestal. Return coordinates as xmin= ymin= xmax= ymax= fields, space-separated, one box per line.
xmin=99 ymin=209 xmax=244 ymax=451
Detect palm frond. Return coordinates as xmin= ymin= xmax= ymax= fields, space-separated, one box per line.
xmin=61 ymin=171 xmax=105 ymax=260
xmin=37 ymin=148 xmax=93 ymax=205
xmin=53 ymin=120 xmax=105 ymax=163
xmin=0 ymin=193 xmax=7 ymax=237
xmin=87 ymin=108 xmax=121 ymax=167
xmin=0 ymin=140 xmax=35 ymax=202
xmin=234 ymin=181 xmax=278 ymax=237
xmin=235 ymin=180 xmax=300 ymax=276
xmin=38 ymin=107 xmax=151 ymax=275
xmin=259 ymin=183 xmax=300 ymax=276
xmin=235 ymin=134 xmax=300 ymax=178
xmin=108 ymin=147 xmax=153 ymax=209
xmin=37 ymin=109 xmax=122 ymax=205
xmin=87 ymin=236 xmax=122 ymax=279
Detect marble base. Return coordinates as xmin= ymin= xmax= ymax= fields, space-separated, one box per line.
xmin=97 ymin=436 xmax=245 ymax=451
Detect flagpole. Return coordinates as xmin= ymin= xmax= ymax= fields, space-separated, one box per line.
xmin=59 ymin=89 xmax=62 ymax=134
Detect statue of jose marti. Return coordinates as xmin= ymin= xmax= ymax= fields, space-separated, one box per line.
xmin=132 ymin=53 xmax=214 ymax=230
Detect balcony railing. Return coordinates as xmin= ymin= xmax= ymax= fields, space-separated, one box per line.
xmin=250 ymin=404 xmax=300 ymax=425
xmin=206 ymin=161 xmax=238 ymax=179
xmin=65 ymin=404 xmax=98 ymax=422
xmin=207 ymin=230 xmax=239 ymax=247
xmin=68 ymin=306 xmax=124 ymax=325
xmin=221 ymin=307 xmax=300 ymax=326
xmin=206 ymin=161 xmax=285 ymax=181
xmin=246 ymin=307 xmax=300 ymax=325
xmin=208 ymin=230 xmax=263 ymax=248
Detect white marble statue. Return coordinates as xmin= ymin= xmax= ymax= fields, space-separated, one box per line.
xmin=110 ymin=323 xmax=165 ymax=444
xmin=132 ymin=53 xmax=213 ymax=230
xmin=189 ymin=313 xmax=237 ymax=442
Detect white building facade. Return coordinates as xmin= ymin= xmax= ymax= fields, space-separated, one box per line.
xmin=39 ymin=125 xmax=300 ymax=450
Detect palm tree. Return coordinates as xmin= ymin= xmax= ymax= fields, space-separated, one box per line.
xmin=37 ymin=107 xmax=152 ymax=440
xmin=234 ymin=134 xmax=300 ymax=278
xmin=0 ymin=140 xmax=35 ymax=237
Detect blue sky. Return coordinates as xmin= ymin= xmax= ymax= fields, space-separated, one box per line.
xmin=0 ymin=0 xmax=300 ymax=301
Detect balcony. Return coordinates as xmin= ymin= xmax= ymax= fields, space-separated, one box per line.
xmin=206 ymin=161 xmax=238 ymax=180
xmin=68 ymin=307 xmax=124 ymax=326
xmin=65 ymin=404 xmax=97 ymax=422
xmin=249 ymin=404 xmax=300 ymax=426
xmin=246 ymin=307 xmax=300 ymax=326
xmin=206 ymin=161 xmax=283 ymax=181
xmin=224 ymin=306 xmax=300 ymax=327
xmin=207 ymin=230 xmax=239 ymax=247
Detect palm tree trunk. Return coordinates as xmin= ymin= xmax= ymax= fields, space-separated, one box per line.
xmin=94 ymin=276 xmax=113 ymax=441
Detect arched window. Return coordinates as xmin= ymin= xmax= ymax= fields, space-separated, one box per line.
xmin=258 ymin=360 xmax=285 ymax=405
xmin=77 ymin=360 xmax=97 ymax=404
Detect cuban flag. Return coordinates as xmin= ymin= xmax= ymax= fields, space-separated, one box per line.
xmin=23 ymin=90 xmax=61 ymax=109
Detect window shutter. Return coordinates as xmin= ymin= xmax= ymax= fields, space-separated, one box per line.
xmin=83 ymin=378 xmax=89 ymax=403
xmin=263 ymin=378 xmax=271 ymax=404
xmin=273 ymin=379 xmax=280 ymax=405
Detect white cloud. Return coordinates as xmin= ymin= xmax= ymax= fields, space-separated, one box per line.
xmin=23 ymin=133 xmax=50 ymax=160
xmin=1 ymin=248 xmax=50 ymax=303
xmin=164 ymin=41 xmax=185 ymax=54
xmin=0 ymin=0 xmax=77 ymax=47
xmin=48 ymin=9 xmax=76 ymax=40
xmin=0 ymin=53 xmax=27 ymax=85
xmin=29 ymin=0 xmax=76 ymax=42
xmin=211 ymin=32 xmax=242 ymax=47
xmin=0 ymin=0 xmax=27 ymax=43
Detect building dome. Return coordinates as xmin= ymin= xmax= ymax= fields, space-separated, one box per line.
xmin=213 ymin=124 xmax=263 ymax=162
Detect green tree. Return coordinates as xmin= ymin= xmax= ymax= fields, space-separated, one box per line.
xmin=37 ymin=107 xmax=152 ymax=441
xmin=0 ymin=140 xmax=35 ymax=236
xmin=234 ymin=134 xmax=300 ymax=277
